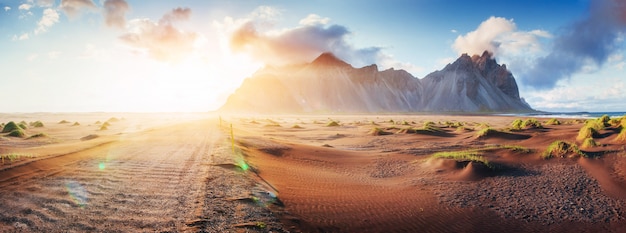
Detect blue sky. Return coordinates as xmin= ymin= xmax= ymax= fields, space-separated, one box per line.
xmin=0 ymin=0 xmax=624 ymax=112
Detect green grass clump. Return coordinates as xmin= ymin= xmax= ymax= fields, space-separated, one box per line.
xmin=542 ymin=140 xmax=585 ymax=159
xmin=30 ymin=121 xmax=44 ymax=127
xmin=400 ymin=120 xmax=410 ymax=125
xmin=72 ymin=122 xmax=80 ymax=126
xmin=576 ymin=125 xmax=599 ymax=141
xmin=511 ymin=119 xmax=523 ymax=130
xmin=545 ymin=118 xmax=561 ymax=125
xmin=27 ymin=133 xmax=49 ymax=139
xmin=1 ymin=153 xmax=34 ymax=165
xmin=59 ymin=120 xmax=70 ymax=124
xmin=291 ymin=124 xmax=303 ymax=129
xmin=431 ymin=151 xmax=492 ymax=168
xmin=581 ymin=138 xmax=598 ymax=149
xmin=522 ymin=118 xmax=542 ymax=129
xmin=2 ymin=121 xmax=20 ymax=133
xmin=598 ymin=114 xmax=611 ymax=127
xmin=99 ymin=125 xmax=108 ymax=131
xmin=475 ymin=127 xmax=498 ymax=138
xmin=326 ymin=121 xmax=340 ymax=127
xmin=368 ymin=127 xmax=390 ymax=136
xmin=7 ymin=129 xmax=26 ymax=138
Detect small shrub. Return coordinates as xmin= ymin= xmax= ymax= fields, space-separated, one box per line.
xmin=576 ymin=125 xmax=598 ymax=141
xmin=99 ymin=125 xmax=108 ymax=131
xmin=72 ymin=122 xmax=80 ymax=126
xmin=598 ymin=114 xmax=611 ymax=127
xmin=30 ymin=121 xmax=44 ymax=128
xmin=522 ymin=118 xmax=542 ymax=129
xmin=368 ymin=127 xmax=390 ymax=136
xmin=511 ymin=119 xmax=523 ymax=130
xmin=326 ymin=121 xmax=340 ymax=127
xmin=27 ymin=133 xmax=48 ymax=139
xmin=400 ymin=120 xmax=410 ymax=125
xmin=475 ymin=128 xmax=498 ymax=138
xmin=2 ymin=122 xmax=20 ymax=133
xmin=542 ymin=140 xmax=585 ymax=159
xmin=581 ymin=138 xmax=597 ymax=149
xmin=59 ymin=120 xmax=70 ymax=124
xmin=7 ymin=129 xmax=26 ymax=138
xmin=18 ymin=123 xmax=28 ymax=130
xmin=431 ymin=150 xmax=492 ymax=168
xmin=291 ymin=124 xmax=303 ymax=129
xmin=546 ymin=118 xmax=561 ymax=125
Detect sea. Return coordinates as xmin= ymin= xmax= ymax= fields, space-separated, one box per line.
xmin=501 ymin=112 xmax=626 ymax=119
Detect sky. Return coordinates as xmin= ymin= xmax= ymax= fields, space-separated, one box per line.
xmin=0 ymin=0 xmax=625 ymax=112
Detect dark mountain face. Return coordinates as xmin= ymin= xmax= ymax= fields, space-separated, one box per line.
xmin=219 ymin=51 xmax=534 ymax=113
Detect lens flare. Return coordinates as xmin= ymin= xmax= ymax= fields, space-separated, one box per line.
xmin=65 ymin=181 xmax=88 ymax=207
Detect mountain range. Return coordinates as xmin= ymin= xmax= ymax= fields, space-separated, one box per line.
xmin=219 ymin=51 xmax=534 ymax=113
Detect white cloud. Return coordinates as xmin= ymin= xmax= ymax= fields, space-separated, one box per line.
xmin=119 ymin=8 xmax=199 ymax=62
xmin=13 ymin=33 xmax=30 ymax=41
xmin=4 ymin=6 xmax=10 ymax=11
xmin=219 ymin=6 xmax=420 ymax=73
xmin=36 ymin=0 xmax=54 ymax=7
xmin=60 ymin=0 xmax=96 ymax=18
xmin=19 ymin=4 xmax=33 ymax=11
xmin=450 ymin=29 xmax=457 ymax=33
xmin=453 ymin=16 xmax=551 ymax=58
xmin=35 ymin=8 xmax=59 ymax=34
xmin=103 ymin=0 xmax=130 ymax=28
xmin=299 ymin=14 xmax=330 ymax=26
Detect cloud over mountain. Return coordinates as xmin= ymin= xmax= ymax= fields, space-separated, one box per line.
xmin=221 ymin=6 xmax=421 ymax=74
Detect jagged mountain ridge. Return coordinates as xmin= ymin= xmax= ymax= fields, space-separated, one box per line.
xmin=220 ymin=51 xmax=533 ymax=113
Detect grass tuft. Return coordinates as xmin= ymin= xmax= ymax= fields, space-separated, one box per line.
xmin=581 ymin=138 xmax=598 ymax=149
xmin=2 ymin=121 xmax=20 ymax=133
xmin=326 ymin=121 xmax=340 ymax=127
xmin=431 ymin=151 xmax=492 ymax=168
xmin=291 ymin=124 xmax=303 ymax=129
xmin=614 ymin=127 xmax=626 ymax=142
xmin=522 ymin=118 xmax=543 ymax=129
xmin=27 ymin=133 xmax=49 ymax=139
xmin=545 ymin=118 xmax=561 ymax=125
xmin=7 ymin=129 xmax=26 ymax=138
xmin=511 ymin=119 xmax=523 ymax=130
xmin=59 ymin=120 xmax=70 ymax=124
xmin=475 ymin=127 xmax=498 ymax=138
xmin=30 ymin=121 xmax=44 ymax=128
xmin=368 ymin=127 xmax=390 ymax=136
xmin=576 ymin=125 xmax=599 ymax=142
xmin=542 ymin=140 xmax=585 ymax=159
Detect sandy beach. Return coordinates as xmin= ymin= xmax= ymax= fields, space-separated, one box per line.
xmin=1 ymin=113 xmax=625 ymax=232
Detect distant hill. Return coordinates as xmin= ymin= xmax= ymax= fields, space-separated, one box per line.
xmin=220 ymin=51 xmax=534 ymax=113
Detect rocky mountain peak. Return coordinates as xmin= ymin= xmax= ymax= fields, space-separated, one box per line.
xmin=310 ymin=52 xmax=352 ymax=68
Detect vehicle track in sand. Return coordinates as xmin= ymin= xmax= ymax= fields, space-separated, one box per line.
xmin=0 ymin=119 xmax=285 ymax=232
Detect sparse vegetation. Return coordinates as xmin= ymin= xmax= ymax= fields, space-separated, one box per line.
xmin=2 ymin=121 xmax=20 ymax=133
xmin=59 ymin=120 xmax=70 ymax=124
xmin=576 ymin=125 xmax=599 ymax=141
xmin=27 ymin=133 xmax=49 ymax=139
xmin=29 ymin=121 xmax=44 ymax=128
xmin=368 ymin=127 xmax=390 ymax=136
xmin=326 ymin=121 xmax=340 ymax=127
xmin=400 ymin=120 xmax=410 ymax=125
xmin=72 ymin=122 xmax=80 ymax=126
xmin=99 ymin=125 xmax=108 ymax=131
xmin=291 ymin=124 xmax=303 ymax=129
xmin=545 ymin=118 xmax=561 ymax=125
xmin=521 ymin=118 xmax=542 ymax=129
xmin=581 ymin=138 xmax=598 ymax=149
xmin=431 ymin=150 xmax=492 ymax=168
xmin=475 ymin=127 xmax=498 ymax=138
xmin=598 ymin=114 xmax=611 ymax=127
xmin=7 ymin=128 xmax=26 ymax=138
xmin=542 ymin=140 xmax=585 ymax=159
xmin=511 ymin=119 xmax=523 ymax=130
xmin=1 ymin=153 xmax=33 ymax=165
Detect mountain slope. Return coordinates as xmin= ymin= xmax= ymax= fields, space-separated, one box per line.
xmin=219 ymin=51 xmax=533 ymax=113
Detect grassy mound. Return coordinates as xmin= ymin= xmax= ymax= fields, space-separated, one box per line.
xmin=580 ymin=138 xmax=597 ymax=149
xmin=431 ymin=151 xmax=492 ymax=169
xmin=99 ymin=125 xmax=108 ymax=131
xmin=545 ymin=118 xmax=561 ymax=125
xmin=6 ymin=129 xmax=26 ymax=138
xmin=291 ymin=124 xmax=303 ymax=129
xmin=576 ymin=125 xmax=599 ymax=141
xmin=2 ymin=121 xmax=20 ymax=133
xmin=522 ymin=118 xmax=542 ymax=129
xmin=27 ymin=133 xmax=49 ymax=139
xmin=72 ymin=122 xmax=80 ymax=126
xmin=510 ymin=119 xmax=523 ymax=130
xmin=541 ymin=140 xmax=585 ymax=159
xmin=368 ymin=127 xmax=391 ymax=136
xmin=59 ymin=120 xmax=70 ymax=124
xmin=475 ymin=128 xmax=498 ymax=138
xmin=326 ymin=121 xmax=340 ymax=127
xmin=30 ymin=121 xmax=44 ymax=128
